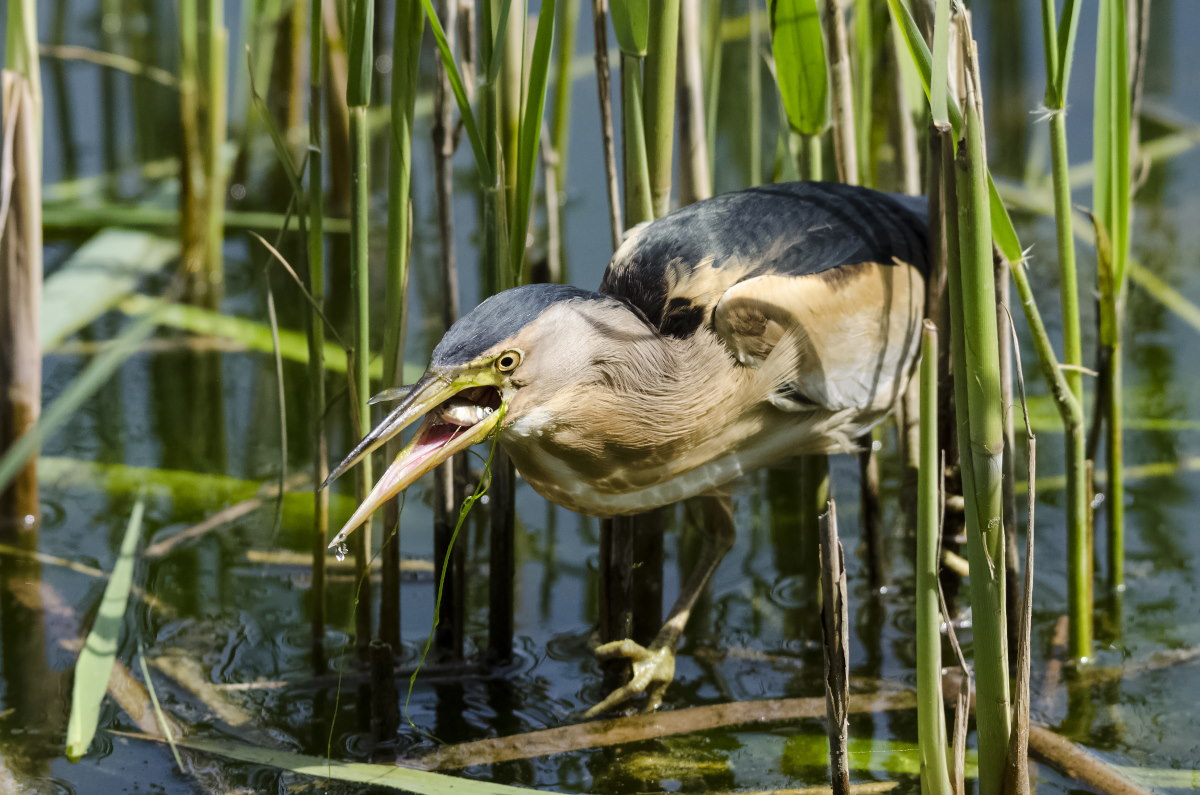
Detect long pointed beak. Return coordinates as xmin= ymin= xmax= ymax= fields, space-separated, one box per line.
xmin=321 ymin=373 xmax=455 ymax=490
xmin=324 ymin=373 xmax=506 ymax=550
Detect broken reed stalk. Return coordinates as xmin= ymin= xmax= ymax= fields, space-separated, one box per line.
xmin=916 ymin=321 xmax=953 ymax=795
xmin=947 ymin=29 xmax=1011 ymax=794
xmin=818 ymin=499 xmax=849 ymax=795
xmin=307 ymin=0 xmax=329 ymax=673
xmin=1039 ymin=0 xmax=1092 ymax=657
xmin=432 ymin=0 xmax=465 ymax=662
xmin=377 ymin=0 xmax=425 ymax=654
xmin=0 ymin=70 xmax=42 ymax=540
xmin=346 ymin=0 xmax=375 ymax=657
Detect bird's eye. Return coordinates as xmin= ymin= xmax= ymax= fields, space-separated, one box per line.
xmin=496 ymin=350 xmax=522 ymax=372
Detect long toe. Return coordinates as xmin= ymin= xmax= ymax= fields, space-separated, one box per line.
xmin=584 ymin=641 xmax=676 ymax=717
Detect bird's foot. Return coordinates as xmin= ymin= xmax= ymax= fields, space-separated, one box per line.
xmin=584 ymin=639 xmax=676 ymax=718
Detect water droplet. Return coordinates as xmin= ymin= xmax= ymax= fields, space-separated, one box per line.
xmin=480 ymin=495 xmax=490 ymax=505
xmin=22 ymin=514 xmax=36 ymax=527
xmin=1091 ymin=492 xmax=1106 ymax=509
xmin=334 ymin=543 xmax=348 ymax=562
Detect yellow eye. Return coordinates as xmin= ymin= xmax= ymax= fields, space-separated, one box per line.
xmin=496 ymin=350 xmax=522 ymax=372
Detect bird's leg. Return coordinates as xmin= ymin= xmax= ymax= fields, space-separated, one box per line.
xmin=586 ymin=495 xmax=735 ymax=717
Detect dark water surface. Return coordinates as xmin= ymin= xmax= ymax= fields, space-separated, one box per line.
xmin=5 ymin=0 xmax=1200 ymax=792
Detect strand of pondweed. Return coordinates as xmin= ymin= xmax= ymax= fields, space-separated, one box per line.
xmin=405 ymin=404 xmax=508 ymax=728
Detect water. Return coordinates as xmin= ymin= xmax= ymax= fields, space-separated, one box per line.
xmin=6 ymin=1 xmax=1200 ymax=792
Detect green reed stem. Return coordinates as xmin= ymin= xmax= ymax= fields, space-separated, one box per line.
xmin=951 ymin=39 xmax=1011 ymax=794
xmin=621 ymin=54 xmax=653 ymax=226
xmin=916 ymin=320 xmax=952 ymax=795
xmin=347 ymin=0 xmax=375 ymax=654
xmin=643 ymin=0 xmax=680 ymax=217
xmin=307 ymin=0 xmax=329 ymax=672
xmin=748 ymin=0 xmax=761 ymax=186
xmin=551 ymin=0 xmax=580 ymax=193
xmin=1040 ymin=0 xmax=1091 ymax=657
xmin=377 ymin=0 xmax=424 ymax=653
xmin=204 ymin=0 xmax=227 ymax=300
xmin=1094 ymin=0 xmax=1131 ymax=596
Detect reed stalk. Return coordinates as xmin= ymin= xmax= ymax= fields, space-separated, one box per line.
xmin=620 ymin=55 xmax=653 ymax=225
xmin=916 ymin=320 xmax=952 ymax=795
xmin=551 ymin=0 xmax=580 ymax=194
xmin=821 ymin=0 xmax=856 ymax=184
xmin=1093 ymin=0 xmax=1132 ymax=599
xmin=948 ymin=31 xmax=1011 ymax=794
xmin=377 ymin=0 xmax=425 ymax=654
xmin=0 ymin=56 xmax=42 ymax=540
xmin=591 ymin=0 xmax=623 ymax=248
xmin=1039 ymin=0 xmax=1092 ymax=657
xmin=204 ymin=0 xmax=228 ymax=304
xmin=346 ymin=0 xmax=375 ymax=656
xmin=748 ymin=0 xmax=762 ymax=186
xmin=703 ymin=0 xmax=724 ymax=177
xmin=307 ymin=0 xmax=329 ymax=673
xmin=679 ymin=0 xmax=712 ymax=204
xmin=432 ymin=0 xmax=466 ymax=662
xmin=178 ymin=0 xmax=206 ymax=301
xmin=643 ymin=0 xmax=680 ymax=217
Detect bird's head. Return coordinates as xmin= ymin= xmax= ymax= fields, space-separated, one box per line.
xmin=324 ymin=283 xmax=639 ymax=548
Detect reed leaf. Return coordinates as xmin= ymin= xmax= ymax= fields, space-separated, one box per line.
xmin=127 ymin=733 xmax=541 ymax=793
xmin=40 ymin=229 xmax=179 ymax=350
xmin=768 ymin=0 xmax=827 ymax=136
xmin=65 ymin=496 xmax=145 ymax=761
xmin=509 ymin=0 xmax=557 ymax=280
xmin=418 ymin=0 xmax=494 ymax=184
xmin=611 ymin=0 xmax=650 ymax=56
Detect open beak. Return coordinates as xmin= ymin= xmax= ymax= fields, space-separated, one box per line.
xmin=324 ymin=372 xmax=506 ymax=550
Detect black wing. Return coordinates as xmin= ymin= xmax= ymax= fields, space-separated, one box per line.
xmin=599 ymin=181 xmax=929 ymax=338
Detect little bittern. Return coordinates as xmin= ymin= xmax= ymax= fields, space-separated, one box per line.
xmin=325 ymin=181 xmax=929 ymax=715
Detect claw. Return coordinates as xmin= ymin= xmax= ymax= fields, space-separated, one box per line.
xmin=584 ymin=640 xmax=676 ymax=717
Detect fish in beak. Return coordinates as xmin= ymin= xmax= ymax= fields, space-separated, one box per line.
xmin=323 ymin=371 xmax=506 ymax=549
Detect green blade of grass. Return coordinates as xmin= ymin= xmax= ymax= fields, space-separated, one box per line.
xmin=66 ymin=496 xmax=146 ymax=761
xmin=124 ymin=733 xmax=542 ymax=793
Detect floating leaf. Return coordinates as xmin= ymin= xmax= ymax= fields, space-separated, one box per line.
xmin=66 ymin=497 xmax=146 ymax=761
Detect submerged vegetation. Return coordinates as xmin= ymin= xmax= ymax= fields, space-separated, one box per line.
xmin=0 ymin=0 xmax=1199 ymax=792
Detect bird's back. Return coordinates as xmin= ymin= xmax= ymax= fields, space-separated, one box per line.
xmin=599 ymin=181 xmax=929 ymax=338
